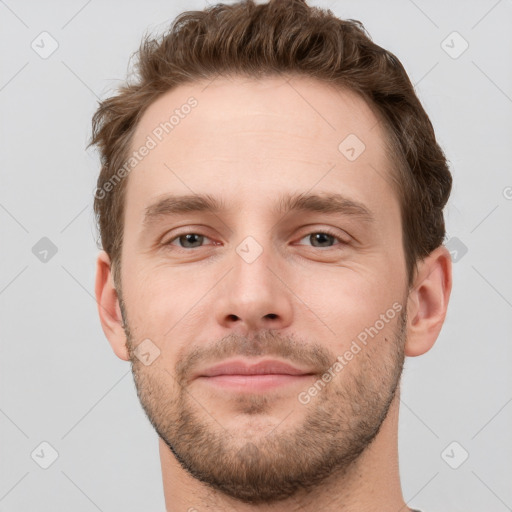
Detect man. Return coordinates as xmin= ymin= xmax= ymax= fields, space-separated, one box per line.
xmin=92 ymin=0 xmax=452 ymax=510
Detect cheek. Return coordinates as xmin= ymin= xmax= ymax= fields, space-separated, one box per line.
xmin=120 ymin=269 xmax=168 ymax=336
xmin=299 ymin=270 xmax=404 ymax=348
xmin=122 ymin=263 xmax=212 ymax=340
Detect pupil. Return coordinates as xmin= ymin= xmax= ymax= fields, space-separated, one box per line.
xmin=313 ymin=233 xmax=331 ymax=247
xmin=182 ymin=234 xmax=202 ymax=247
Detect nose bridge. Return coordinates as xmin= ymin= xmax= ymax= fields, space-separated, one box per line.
xmin=214 ymin=229 xmax=294 ymax=332
xmin=233 ymin=232 xmax=275 ymax=290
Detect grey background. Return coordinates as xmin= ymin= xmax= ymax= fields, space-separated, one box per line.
xmin=1 ymin=0 xmax=511 ymax=511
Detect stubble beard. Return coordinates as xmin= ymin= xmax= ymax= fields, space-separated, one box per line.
xmin=121 ymin=300 xmax=407 ymax=505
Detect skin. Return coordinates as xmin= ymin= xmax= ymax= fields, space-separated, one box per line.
xmin=95 ymin=75 xmax=452 ymax=512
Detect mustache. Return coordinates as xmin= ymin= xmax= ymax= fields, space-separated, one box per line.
xmin=173 ymin=330 xmax=336 ymax=385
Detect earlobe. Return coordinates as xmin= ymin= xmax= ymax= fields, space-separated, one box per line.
xmin=95 ymin=250 xmax=130 ymax=361
xmin=404 ymin=245 xmax=452 ymax=357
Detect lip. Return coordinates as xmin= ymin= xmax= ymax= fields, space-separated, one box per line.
xmin=193 ymin=359 xmax=316 ymax=392
xmin=198 ymin=359 xmax=313 ymax=377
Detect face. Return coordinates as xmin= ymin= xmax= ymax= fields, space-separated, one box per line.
xmin=118 ymin=75 xmax=409 ymax=504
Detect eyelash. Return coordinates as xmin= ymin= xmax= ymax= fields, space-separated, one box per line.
xmin=162 ymin=228 xmax=349 ymax=250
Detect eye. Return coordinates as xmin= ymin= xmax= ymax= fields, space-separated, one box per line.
xmin=165 ymin=232 xmax=213 ymax=249
xmin=296 ymin=230 xmax=348 ymax=248
xmin=162 ymin=229 xmax=348 ymax=251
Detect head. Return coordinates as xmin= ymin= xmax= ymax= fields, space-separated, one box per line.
xmin=93 ymin=0 xmax=452 ymax=505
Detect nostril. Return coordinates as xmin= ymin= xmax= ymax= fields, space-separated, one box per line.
xmin=265 ymin=313 xmax=278 ymax=319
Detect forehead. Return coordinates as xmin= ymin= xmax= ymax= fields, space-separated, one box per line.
xmin=125 ymin=75 xmax=396 ymax=221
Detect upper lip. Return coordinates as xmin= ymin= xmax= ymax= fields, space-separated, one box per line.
xmin=196 ymin=359 xmax=315 ymax=378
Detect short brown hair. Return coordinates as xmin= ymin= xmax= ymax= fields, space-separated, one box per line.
xmin=90 ymin=0 xmax=452 ymax=290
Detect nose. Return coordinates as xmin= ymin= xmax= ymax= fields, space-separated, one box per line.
xmin=214 ymin=239 xmax=294 ymax=334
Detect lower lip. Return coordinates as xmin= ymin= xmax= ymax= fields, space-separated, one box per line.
xmin=197 ymin=374 xmax=314 ymax=392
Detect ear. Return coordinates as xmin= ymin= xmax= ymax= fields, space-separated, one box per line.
xmin=95 ymin=250 xmax=130 ymax=361
xmin=405 ymin=245 xmax=452 ymax=357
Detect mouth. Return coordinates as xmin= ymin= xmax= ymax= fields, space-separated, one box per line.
xmin=194 ymin=358 xmax=316 ymax=392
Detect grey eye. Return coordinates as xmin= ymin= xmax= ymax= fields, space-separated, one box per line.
xmin=298 ymin=232 xmax=338 ymax=248
xmin=175 ymin=233 xmax=205 ymax=248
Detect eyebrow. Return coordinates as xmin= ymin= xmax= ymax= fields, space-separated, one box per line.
xmin=143 ymin=193 xmax=227 ymax=226
xmin=142 ymin=191 xmax=374 ymax=227
xmin=274 ymin=191 xmax=374 ymax=222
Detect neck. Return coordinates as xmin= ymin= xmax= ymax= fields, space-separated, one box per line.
xmin=159 ymin=388 xmax=409 ymax=512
